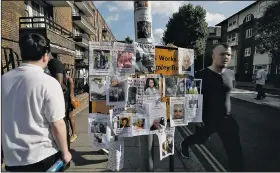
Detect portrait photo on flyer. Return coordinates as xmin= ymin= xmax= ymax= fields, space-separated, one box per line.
xmin=89 ymin=76 xmax=106 ymax=101
xmin=131 ymin=113 xmax=149 ymax=136
xmin=157 ymin=127 xmax=175 ymax=160
xmin=178 ymin=48 xmax=194 ymax=75
xmin=186 ymin=78 xmax=202 ymax=94
xmin=142 ymin=76 xmax=161 ymax=101
xmin=88 ymin=113 xmax=112 ymax=150
xmin=169 ymin=97 xmax=187 ymax=127
xmin=126 ymin=77 xmax=145 ymax=109
xmin=106 ymin=76 xmax=127 ymax=106
xmin=134 ymin=42 xmax=155 ymax=73
xmin=110 ymin=111 xmax=133 ymax=137
xmin=185 ymin=94 xmax=203 ymax=123
xmin=111 ymin=42 xmax=135 ymax=76
xmin=89 ymin=41 xmax=113 ymax=76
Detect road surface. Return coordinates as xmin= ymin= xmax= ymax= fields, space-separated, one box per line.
xmin=179 ymin=97 xmax=280 ymax=172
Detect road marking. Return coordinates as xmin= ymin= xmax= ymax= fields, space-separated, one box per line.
xmin=180 ymin=127 xmax=220 ymax=172
xmin=183 ymin=126 xmax=227 ymax=172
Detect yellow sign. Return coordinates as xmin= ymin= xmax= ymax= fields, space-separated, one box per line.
xmin=155 ymin=47 xmax=178 ymax=76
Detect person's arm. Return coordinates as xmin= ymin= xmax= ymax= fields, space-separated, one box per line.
xmin=68 ymin=77 xmax=75 ymax=98
xmin=54 ymin=73 xmax=64 ymax=85
xmin=43 ymin=80 xmax=72 ymax=163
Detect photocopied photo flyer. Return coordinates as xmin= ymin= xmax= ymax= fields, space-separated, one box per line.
xmin=106 ymin=76 xmax=127 ymax=106
xmin=169 ymin=97 xmax=188 ymax=127
xmin=157 ymin=127 xmax=175 ymax=160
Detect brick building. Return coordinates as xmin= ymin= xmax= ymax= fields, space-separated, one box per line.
xmin=1 ymin=0 xmax=116 ymax=114
xmin=215 ymin=0 xmax=278 ymax=82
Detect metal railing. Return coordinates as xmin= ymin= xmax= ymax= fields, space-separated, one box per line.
xmin=74 ymin=33 xmax=90 ymax=41
xmin=72 ymin=12 xmax=92 ymax=25
xmin=1 ymin=47 xmax=21 ymax=75
xmin=19 ymin=17 xmax=73 ymax=38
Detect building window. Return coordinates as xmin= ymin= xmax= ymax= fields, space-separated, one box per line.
xmin=246 ymin=28 xmax=252 ymax=38
xmin=227 ymin=33 xmax=238 ymax=43
xmin=245 ymin=15 xmax=251 ymax=22
xmin=228 ymin=18 xmax=237 ymax=28
xmin=244 ymin=47 xmax=251 ymax=57
xmin=213 ymin=40 xmax=219 ymax=44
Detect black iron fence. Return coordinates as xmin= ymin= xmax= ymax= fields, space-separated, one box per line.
xmin=1 ymin=47 xmax=21 ymax=75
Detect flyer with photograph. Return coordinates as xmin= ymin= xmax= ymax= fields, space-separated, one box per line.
xmin=157 ymin=127 xmax=175 ymax=160
xmin=178 ymin=48 xmax=194 ymax=76
xmin=185 ymin=94 xmax=203 ymax=123
xmin=186 ymin=78 xmax=202 ymax=94
xmin=141 ymin=74 xmax=161 ymax=102
xmin=163 ymin=76 xmax=186 ymax=97
xmin=89 ymin=41 xmax=113 ymax=76
xmin=88 ymin=113 xmax=112 ymax=151
xmin=126 ymin=77 xmax=145 ymax=109
xmin=106 ymin=76 xmax=127 ymax=106
xmin=169 ymin=97 xmax=188 ymax=127
xmin=134 ymin=42 xmax=155 ymax=73
xmin=107 ymin=138 xmax=125 ymax=172
xmin=89 ymin=76 xmax=106 ymax=101
xmin=134 ymin=0 xmax=149 ymax=10
xmin=143 ymin=102 xmax=167 ymax=135
xmin=131 ymin=113 xmax=149 ymax=136
xmin=111 ymin=42 xmax=135 ymax=76
xmin=109 ymin=110 xmax=134 ymax=137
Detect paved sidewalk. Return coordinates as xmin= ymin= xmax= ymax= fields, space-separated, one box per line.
xmin=68 ymin=107 xmax=205 ymax=172
xmin=231 ymin=89 xmax=280 ymax=110
xmin=236 ymin=81 xmax=280 ymax=92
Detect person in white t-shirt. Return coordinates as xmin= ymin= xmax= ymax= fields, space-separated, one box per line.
xmin=1 ymin=33 xmax=72 ymax=172
xmin=255 ymin=67 xmax=267 ymax=100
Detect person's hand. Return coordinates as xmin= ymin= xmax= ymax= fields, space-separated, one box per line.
xmin=62 ymin=151 xmax=72 ymax=164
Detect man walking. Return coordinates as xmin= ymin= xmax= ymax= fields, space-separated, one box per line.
xmin=180 ymin=43 xmax=244 ymax=171
xmin=1 ymin=33 xmax=71 ymax=172
xmin=255 ymin=66 xmax=267 ymax=100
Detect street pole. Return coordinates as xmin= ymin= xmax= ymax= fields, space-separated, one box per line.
xmin=134 ymin=1 xmax=154 ymax=171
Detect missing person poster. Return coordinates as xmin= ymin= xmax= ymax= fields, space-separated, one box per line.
xmin=89 ymin=76 xmax=106 ymax=101
xmin=157 ymin=127 xmax=175 ymax=160
xmin=126 ymin=77 xmax=145 ymax=109
xmin=186 ymin=79 xmax=202 ymax=94
xmin=169 ymin=97 xmax=188 ymax=127
xmin=185 ymin=94 xmax=203 ymax=123
xmin=143 ymin=102 xmax=167 ymax=135
xmin=134 ymin=1 xmax=153 ymax=43
xmin=88 ymin=113 xmax=112 ymax=151
xmin=155 ymin=47 xmax=178 ymax=75
xmin=131 ymin=113 xmax=149 ymax=136
xmin=106 ymin=76 xmax=127 ymax=106
xmin=178 ymin=48 xmax=194 ymax=76
xmin=89 ymin=41 xmax=113 ymax=76
xmin=111 ymin=42 xmax=135 ymax=76
xmin=135 ymin=42 xmax=155 ymax=73
xmin=141 ymin=74 xmax=161 ymax=102
xmin=163 ymin=76 xmax=186 ymax=97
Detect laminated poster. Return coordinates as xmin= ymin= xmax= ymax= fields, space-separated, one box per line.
xmin=186 ymin=78 xmax=202 ymax=94
xmin=163 ymin=76 xmax=186 ymax=97
xmin=185 ymin=94 xmax=203 ymax=123
xmin=111 ymin=42 xmax=136 ymax=76
xmin=131 ymin=112 xmax=149 ymax=136
xmin=140 ymin=74 xmax=161 ymax=102
xmin=134 ymin=1 xmax=153 ymax=43
xmin=134 ymin=42 xmax=155 ymax=73
xmin=89 ymin=41 xmax=113 ymax=76
xmin=106 ymin=76 xmax=127 ymax=106
xmin=157 ymin=127 xmax=175 ymax=160
xmin=107 ymin=138 xmax=125 ymax=172
xmin=178 ymin=48 xmax=194 ymax=76
xmin=89 ymin=76 xmax=106 ymax=101
xmin=126 ymin=77 xmax=145 ymax=109
xmin=88 ymin=113 xmax=112 ymax=151
xmin=155 ymin=47 xmax=178 ymax=75
xmin=169 ymin=97 xmax=188 ymax=127
xmin=109 ymin=109 xmax=133 ymax=138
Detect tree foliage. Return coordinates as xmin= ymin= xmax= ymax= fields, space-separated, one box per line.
xmin=162 ymin=4 xmax=209 ymax=57
xmin=125 ymin=36 xmax=133 ymax=44
xmin=256 ymin=1 xmax=280 ymax=61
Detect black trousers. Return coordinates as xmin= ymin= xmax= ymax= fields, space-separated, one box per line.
xmin=182 ymin=116 xmax=244 ymax=171
xmin=64 ymin=117 xmax=71 ymax=151
xmin=256 ymin=84 xmax=266 ymax=99
xmin=5 ymin=152 xmax=62 ymax=172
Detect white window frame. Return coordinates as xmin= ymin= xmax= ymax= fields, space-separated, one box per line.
xmin=228 ymin=18 xmax=237 ymax=28
xmin=245 ymin=15 xmax=251 ymax=22
xmin=244 ymin=47 xmax=251 ymax=57
xmin=246 ymin=28 xmax=252 ymax=38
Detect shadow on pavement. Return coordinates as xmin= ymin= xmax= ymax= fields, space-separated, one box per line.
xmin=70 ymin=149 xmax=108 ymax=166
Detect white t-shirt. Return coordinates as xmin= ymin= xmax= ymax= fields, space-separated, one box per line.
xmin=1 ymin=63 xmax=66 ymax=166
xmin=256 ymin=69 xmax=267 ymax=85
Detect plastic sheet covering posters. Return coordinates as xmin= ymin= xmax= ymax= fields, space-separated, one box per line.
xmin=89 ymin=76 xmax=106 ymax=101
xmin=89 ymin=41 xmax=113 ymax=76
xmin=111 ymin=42 xmax=135 ymax=76
xmin=106 ymin=76 xmax=127 ymax=106
xmin=109 ymin=108 xmax=133 ymax=137
xmin=157 ymin=127 xmax=175 ymax=160
xmin=88 ymin=113 xmax=112 ymax=151
xmin=178 ymin=48 xmax=194 ymax=76
xmin=135 ymin=42 xmax=155 ymax=73
xmin=143 ymin=102 xmax=167 ymax=134
xmin=155 ymin=47 xmax=178 ymax=75
xmin=107 ymin=138 xmax=125 ymax=172
xmin=169 ymin=97 xmax=187 ymax=127
xmin=163 ymin=76 xmax=186 ymax=97
xmin=134 ymin=1 xmax=153 ymax=43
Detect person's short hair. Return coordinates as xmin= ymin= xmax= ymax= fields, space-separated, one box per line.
xmin=48 ymin=59 xmax=64 ymax=77
xmin=214 ymin=43 xmax=230 ymax=50
xmin=19 ymin=33 xmax=50 ymax=61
